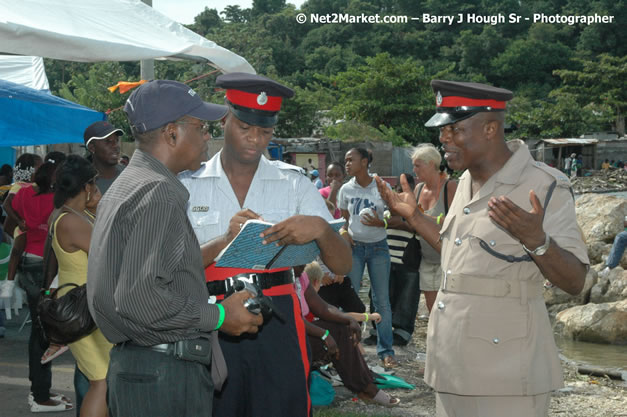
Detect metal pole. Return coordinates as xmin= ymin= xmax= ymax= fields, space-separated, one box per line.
xmin=140 ymin=0 xmax=155 ymax=81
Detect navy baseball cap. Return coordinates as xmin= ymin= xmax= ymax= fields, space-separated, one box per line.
xmin=425 ymin=80 xmax=513 ymax=128
xmin=216 ymin=73 xmax=294 ymax=127
xmin=124 ymin=80 xmax=227 ymax=134
xmin=83 ymin=121 xmax=123 ymax=147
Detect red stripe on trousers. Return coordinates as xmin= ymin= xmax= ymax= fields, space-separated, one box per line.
xmin=290 ymin=291 xmax=311 ymax=416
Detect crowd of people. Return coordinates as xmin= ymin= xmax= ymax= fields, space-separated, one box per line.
xmin=0 ymin=76 xmax=591 ymax=417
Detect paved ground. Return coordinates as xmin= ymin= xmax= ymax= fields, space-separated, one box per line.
xmin=0 ymin=308 xmax=76 ymax=417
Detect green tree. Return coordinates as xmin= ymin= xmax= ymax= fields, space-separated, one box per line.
xmin=553 ymin=54 xmax=626 ymax=134
xmin=220 ymin=5 xmax=250 ymax=23
xmin=57 ymin=62 xmax=136 ymax=139
xmin=329 ymin=53 xmax=434 ymax=144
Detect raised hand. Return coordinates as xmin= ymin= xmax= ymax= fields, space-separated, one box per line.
xmin=487 ymin=190 xmax=546 ymax=249
xmin=374 ymin=174 xmax=417 ymax=220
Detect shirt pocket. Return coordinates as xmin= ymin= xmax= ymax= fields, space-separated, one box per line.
xmin=188 ymin=210 xmax=221 ymax=243
xmin=462 ymin=311 xmax=529 ymax=384
xmin=467 ymin=218 xmax=526 ymax=274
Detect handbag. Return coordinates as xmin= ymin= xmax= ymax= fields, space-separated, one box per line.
xmin=37 ymin=282 xmax=97 ymax=345
xmin=401 ymin=235 xmax=422 ymax=270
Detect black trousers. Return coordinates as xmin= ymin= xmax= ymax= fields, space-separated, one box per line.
xmin=107 ymin=344 xmax=214 ymax=417
xmin=317 ymin=278 xmax=365 ymax=314
xmin=214 ymin=293 xmax=310 ymax=417
xmin=18 ymin=256 xmax=52 ymax=404
xmin=389 ymin=263 xmax=420 ymax=342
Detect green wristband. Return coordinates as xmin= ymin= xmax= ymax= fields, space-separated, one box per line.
xmin=321 ymin=329 xmax=330 ymax=341
xmin=215 ymin=303 xmax=225 ymax=330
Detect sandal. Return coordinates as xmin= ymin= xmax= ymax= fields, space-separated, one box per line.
xmin=29 ymin=392 xmax=73 ymax=407
xmin=358 ymin=390 xmax=400 ymax=407
xmin=41 ymin=344 xmax=69 ymax=364
xmin=382 ymin=355 xmax=398 ymax=370
xmin=30 ymin=399 xmax=73 ymax=413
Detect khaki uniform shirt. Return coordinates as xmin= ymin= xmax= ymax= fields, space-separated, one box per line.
xmin=424 ymin=145 xmax=589 ymax=396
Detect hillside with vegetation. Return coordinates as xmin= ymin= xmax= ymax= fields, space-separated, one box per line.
xmin=46 ymin=0 xmax=626 ymax=145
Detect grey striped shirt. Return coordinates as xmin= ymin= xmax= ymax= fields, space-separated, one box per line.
xmin=87 ymin=149 xmax=219 ymax=345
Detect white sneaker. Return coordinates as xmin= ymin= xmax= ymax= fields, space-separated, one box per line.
xmin=0 ymin=280 xmax=15 ymax=298
xmin=598 ymin=266 xmax=611 ymax=278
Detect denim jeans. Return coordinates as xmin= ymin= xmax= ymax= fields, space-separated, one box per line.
xmin=349 ymin=239 xmax=393 ymax=358
xmin=389 ymin=262 xmax=420 ymax=343
xmin=107 ymin=344 xmax=214 ymax=417
xmin=606 ymin=231 xmax=627 ymax=269
xmin=17 ymin=256 xmax=52 ymax=404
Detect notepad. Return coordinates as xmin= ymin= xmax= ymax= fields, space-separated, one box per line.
xmin=214 ymin=218 xmax=345 ymax=270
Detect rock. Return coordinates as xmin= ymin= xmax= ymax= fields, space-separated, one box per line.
xmin=571 ymin=169 xmax=627 ymax=194
xmin=544 ymin=269 xmax=596 ymax=306
xmin=590 ymin=267 xmax=627 ymax=303
xmin=586 ymin=241 xmax=609 ymax=265
xmin=554 ymin=299 xmax=627 ymax=344
xmin=575 ymin=194 xmax=626 ymax=243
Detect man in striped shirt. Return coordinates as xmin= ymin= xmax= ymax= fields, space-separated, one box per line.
xmin=87 ymin=80 xmax=263 ymax=417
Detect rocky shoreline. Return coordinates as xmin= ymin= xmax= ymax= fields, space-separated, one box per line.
xmin=315 ymin=304 xmax=627 ymax=417
xmin=316 ymin=191 xmax=627 ymax=417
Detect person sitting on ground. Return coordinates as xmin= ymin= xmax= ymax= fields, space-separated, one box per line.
xmin=601 ymin=159 xmax=610 ymax=171
xmin=295 ymin=263 xmax=399 ymax=407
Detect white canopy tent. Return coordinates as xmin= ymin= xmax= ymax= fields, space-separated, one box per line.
xmin=0 ymin=0 xmax=255 ymax=74
xmin=0 ymin=56 xmax=49 ymax=91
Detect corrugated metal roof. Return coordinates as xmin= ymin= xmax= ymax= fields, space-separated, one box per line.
xmin=542 ymin=138 xmax=598 ymax=145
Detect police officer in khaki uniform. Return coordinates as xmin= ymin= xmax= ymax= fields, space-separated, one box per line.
xmin=376 ymin=80 xmax=589 ymax=417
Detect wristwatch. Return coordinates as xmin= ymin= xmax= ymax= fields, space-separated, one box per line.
xmin=523 ymin=233 xmax=550 ymax=256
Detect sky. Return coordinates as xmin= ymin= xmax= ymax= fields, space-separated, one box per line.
xmin=153 ymin=0 xmax=305 ymax=25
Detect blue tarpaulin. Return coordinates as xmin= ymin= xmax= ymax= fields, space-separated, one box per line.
xmin=0 ymin=79 xmax=104 ymax=146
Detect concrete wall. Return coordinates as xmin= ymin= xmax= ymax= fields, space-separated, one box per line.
xmin=595 ymin=140 xmax=627 ymax=168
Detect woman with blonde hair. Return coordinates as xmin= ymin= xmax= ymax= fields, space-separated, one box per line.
xmin=411 ymin=144 xmax=457 ymax=312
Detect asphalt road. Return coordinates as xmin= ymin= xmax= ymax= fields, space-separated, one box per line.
xmin=0 ymin=307 xmax=76 ymax=417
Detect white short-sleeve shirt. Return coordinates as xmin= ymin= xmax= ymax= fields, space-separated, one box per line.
xmin=179 ymin=152 xmax=333 ymax=245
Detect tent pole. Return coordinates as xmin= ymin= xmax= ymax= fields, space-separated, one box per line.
xmin=140 ymin=0 xmax=155 ymax=81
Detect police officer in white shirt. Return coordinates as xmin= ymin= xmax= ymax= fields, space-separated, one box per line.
xmin=179 ymin=72 xmax=352 ymax=417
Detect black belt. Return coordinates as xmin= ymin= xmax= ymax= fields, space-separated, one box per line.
xmin=120 ymin=338 xmax=212 ymax=365
xmin=120 ymin=341 xmax=175 ymax=355
xmin=206 ymin=270 xmax=294 ymax=296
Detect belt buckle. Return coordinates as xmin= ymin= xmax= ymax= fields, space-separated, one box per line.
xmin=226 ymin=273 xmax=258 ymax=294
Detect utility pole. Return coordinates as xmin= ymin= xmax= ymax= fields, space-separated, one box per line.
xmin=140 ymin=0 xmax=155 ymax=81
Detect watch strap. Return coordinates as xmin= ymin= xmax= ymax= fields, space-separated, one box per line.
xmin=523 ymin=233 xmax=550 ymax=255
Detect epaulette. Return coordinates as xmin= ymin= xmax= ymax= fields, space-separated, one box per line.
xmin=531 ymin=160 xmax=571 ymax=186
xmin=531 ymin=160 xmax=574 ymax=199
xmin=267 ymin=160 xmax=306 ymax=175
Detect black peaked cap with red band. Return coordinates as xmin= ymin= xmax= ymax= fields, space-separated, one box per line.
xmin=425 ymin=80 xmax=513 ymax=128
xmin=216 ymin=72 xmax=294 ymax=128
